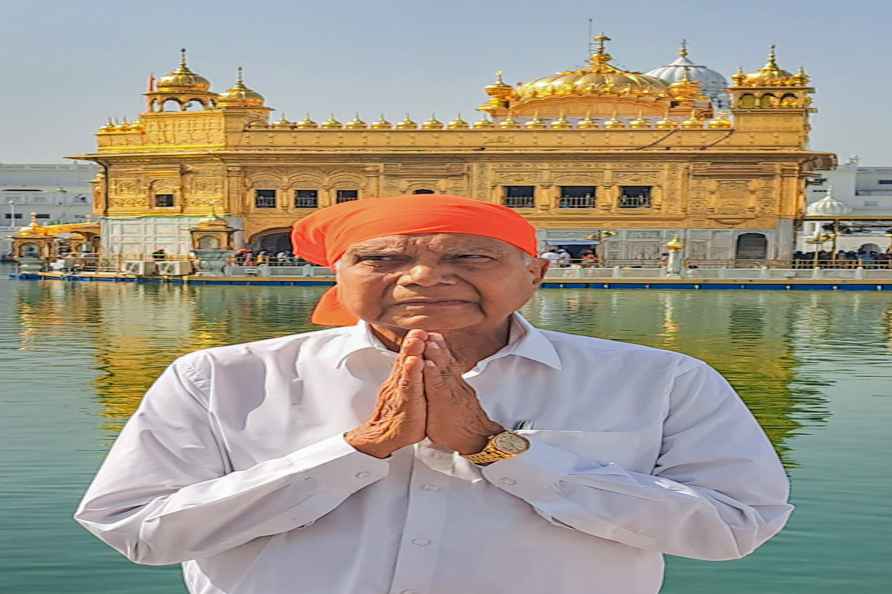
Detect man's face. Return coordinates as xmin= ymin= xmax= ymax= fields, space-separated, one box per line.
xmin=336 ymin=233 xmax=549 ymax=332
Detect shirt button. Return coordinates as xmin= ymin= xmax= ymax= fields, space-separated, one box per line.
xmin=500 ymin=477 xmax=517 ymax=486
xmin=421 ymin=483 xmax=440 ymax=492
xmin=355 ymin=471 xmax=370 ymax=479
xmin=411 ymin=538 xmax=431 ymax=547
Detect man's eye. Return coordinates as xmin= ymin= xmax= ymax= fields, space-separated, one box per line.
xmin=456 ymin=254 xmax=493 ymax=261
xmin=359 ymin=255 xmax=400 ymax=262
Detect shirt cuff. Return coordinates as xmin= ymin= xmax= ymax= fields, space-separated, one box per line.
xmin=284 ymin=432 xmax=390 ymax=496
xmin=480 ymin=434 xmax=579 ymax=504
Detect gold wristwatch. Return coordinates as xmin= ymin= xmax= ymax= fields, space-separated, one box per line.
xmin=463 ymin=431 xmax=530 ymax=465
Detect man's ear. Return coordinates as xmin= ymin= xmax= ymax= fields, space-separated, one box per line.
xmin=531 ymin=257 xmax=549 ymax=286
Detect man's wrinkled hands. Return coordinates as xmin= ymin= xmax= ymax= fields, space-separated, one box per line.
xmin=346 ymin=331 xmax=502 ymax=458
xmin=345 ymin=329 xmax=428 ymax=459
xmin=422 ymin=333 xmax=503 ymax=454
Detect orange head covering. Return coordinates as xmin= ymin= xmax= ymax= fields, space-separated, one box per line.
xmin=291 ymin=194 xmax=538 ymax=326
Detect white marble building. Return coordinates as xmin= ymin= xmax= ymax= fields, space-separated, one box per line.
xmin=1 ymin=163 xmax=96 ymax=256
xmin=800 ymin=156 xmax=892 ymax=253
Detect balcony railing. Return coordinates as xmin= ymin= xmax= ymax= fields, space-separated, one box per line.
xmin=559 ymin=196 xmax=595 ymax=208
xmin=503 ymin=196 xmax=535 ymax=208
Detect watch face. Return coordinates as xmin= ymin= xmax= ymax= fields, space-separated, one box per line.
xmin=494 ymin=432 xmax=530 ymax=454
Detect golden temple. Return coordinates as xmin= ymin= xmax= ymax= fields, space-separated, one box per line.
xmin=70 ymin=36 xmax=835 ymax=262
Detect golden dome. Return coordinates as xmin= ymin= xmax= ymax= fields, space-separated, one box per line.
xmin=680 ymin=110 xmax=703 ymax=129
xmin=395 ymin=113 xmax=417 ymax=129
xmin=668 ymin=67 xmax=703 ymax=101
xmin=707 ymin=112 xmax=733 ymax=129
xmin=525 ymin=112 xmax=547 ymax=129
xmin=509 ymin=35 xmax=669 ymax=111
xmin=577 ymin=112 xmax=598 ymax=129
xmin=733 ymin=45 xmax=802 ymax=87
xmin=370 ymin=114 xmax=392 ymax=129
xmin=217 ymin=67 xmax=265 ymax=108
xmin=603 ymin=111 xmax=625 ymax=129
xmin=484 ymin=70 xmax=513 ymax=99
xmin=550 ymin=112 xmax=572 ymax=129
xmin=629 ymin=111 xmax=649 ymax=129
xmin=421 ymin=114 xmax=444 ymax=129
xmin=447 ymin=114 xmax=470 ymax=129
xmin=321 ymin=114 xmax=343 ymax=129
xmin=654 ymin=115 xmax=675 ymax=129
xmin=156 ymin=49 xmax=211 ymax=92
xmin=99 ymin=118 xmax=115 ymax=132
xmin=498 ymin=113 xmax=520 ymax=129
xmin=345 ymin=113 xmax=368 ymax=129
xmin=295 ymin=113 xmax=318 ymax=129
xmin=272 ymin=113 xmax=291 ymax=129
xmin=473 ymin=116 xmax=496 ymax=129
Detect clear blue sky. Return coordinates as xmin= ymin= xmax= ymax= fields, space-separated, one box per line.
xmin=2 ymin=0 xmax=888 ymax=165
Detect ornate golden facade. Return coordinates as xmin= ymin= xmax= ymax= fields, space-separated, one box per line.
xmin=72 ymin=37 xmax=835 ymax=261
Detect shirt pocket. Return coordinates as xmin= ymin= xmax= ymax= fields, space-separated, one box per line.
xmin=519 ymin=429 xmax=658 ymax=474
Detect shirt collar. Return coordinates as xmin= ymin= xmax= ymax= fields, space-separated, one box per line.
xmin=334 ymin=312 xmax=562 ymax=371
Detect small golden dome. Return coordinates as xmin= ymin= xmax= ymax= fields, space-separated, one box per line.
xmin=421 ymin=114 xmax=444 ymax=129
xmin=273 ymin=113 xmax=292 ymax=129
xmin=447 ymin=114 xmax=470 ymax=129
xmin=321 ymin=114 xmax=343 ymax=129
xmin=577 ymin=112 xmax=598 ymax=129
xmin=737 ymin=45 xmax=799 ymax=87
xmin=680 ymin=110 xmax=703 ymax=129
xmin=99 ymin=118 xmax=115 ymax=132
xmin=345 ymin=113 xmax=368 ymax=129
xmin=550 ymin=112 xmax=572 ymax=129
xmin=668 ymin=67 xmax=702 ymax=100
xmin=156 ymin=49 xmax=211 ymax=92
xmin=525 ymin=112 xmax=547 ymax=129
xmin=666 ymin=235 xmax=684 ymax=251
xmin=370 ymin=114 xmax=392 ymax=129
xmin=707 ymin=112 xmax=733 ymax=129
xmin=295 ymin=113 xmax=318 ymax=129
xmin=395 ymin=113 xmax=417 ymax=129
xmin=484 ymin=70 xmax=513 ymax=100
xmin=217 ymin=67 xmax=265 ymax=108
xmin=603 ymin=112 xmax=625 ymax=129
xmin=629 ymin=111 xmax=649 ymax=129
xmin=654 ymin=115 xmax=675 ymax=129
xmin=498 ymin=113 xmax=520 ymax=129
xmin=473 ymin=116 xmax=496 ymax=129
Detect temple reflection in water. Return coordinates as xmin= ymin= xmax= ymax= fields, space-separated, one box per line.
xmin=13 ymin=282 xmax=886 ymax=465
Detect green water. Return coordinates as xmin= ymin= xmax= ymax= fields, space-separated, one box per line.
xmin=1 ymin=265 xmax=891 ymax=593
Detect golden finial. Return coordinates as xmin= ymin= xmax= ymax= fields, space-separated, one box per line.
xmin=767 ymin=44 xmax=778 ymax=68
xmin=236 ymin=66 xmax=244 ymax=84
xmin=179 ymin=48 xmax=188 ymax=69
xmin=498 ymin=112 xmax=520 ymax=128
xmin=496 ymin=70 xmax=505 ymax=84
xmin=604 ymin=110 xmax=624 ymax=129
xmin=590 ymin=32 xmax=613 ymax=67
xmin=321 ymin=113 xmax=343 ymax=129
xmin=680 ymin=109 xmax=702 ymax=129
xmin=525 ymin=112 xmax=547 ymax=129
xmin=472 ymin=115 xmax=496 ymax=129
xmin=550 ymin=112 xmax=572 ymax=129
xmin=707 ymin=112 xmax=733 ymax=129
xmin=345 ymin=113 xmax=368 ymax=129
xmin=370 ymin=113 xmax=392 ymax=129
xmin=679 ymin=39 xmax=689 ymax=58
xmin=421 ymin=113 xmax=444 ymax=129
xmin=795 ymin=65 xmax=810 ymax=84
xmin=395 ymin=113 xmax=417 ymax=129
xmin=629 ymin=110 xmax=649 ymax=129
xmin=273 ymin=112 xmax=291 ymax=128
xmin=447 ymin=113 xmax=470 ymax=129
xmin=295 ymin=113 xmax=318 ymax=129
xmin=577 ymin=111 xmax=598 ymax=129
xmin=731 ymin=66 xmax=746 ymax=86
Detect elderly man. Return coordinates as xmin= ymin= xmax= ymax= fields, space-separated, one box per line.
xmin=75 ymin=195 xmax=792 ymax=594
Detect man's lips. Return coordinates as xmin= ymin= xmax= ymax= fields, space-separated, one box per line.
xmin=395 ymin=299 xmax=474 ymax=306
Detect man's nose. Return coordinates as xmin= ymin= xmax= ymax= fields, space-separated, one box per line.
xmin=401 ymin=263 xmax=452 ymax=286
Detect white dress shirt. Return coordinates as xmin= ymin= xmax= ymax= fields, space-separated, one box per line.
xmin=75 ymin=313 xmax=792 ymax=594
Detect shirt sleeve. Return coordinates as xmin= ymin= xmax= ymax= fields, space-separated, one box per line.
xmin=481 ymin=359 xmax=793 ymax=561
xmin=74 ymin=355 xmax=389 ymax=566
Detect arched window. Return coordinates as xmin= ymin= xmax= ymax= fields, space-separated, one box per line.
xmin=182 ymin=99 xmax=205 ymax=112
xmin=735 ymin=233 xmax=768 ymax=260
xmin=780 ymin=94 xmax=798 ymax=107
xmin=759 ymin=94 xmax=777 ymax=108
xmin=412 ymin=189 xmax=435 ymax=194
xmin=738 ymin=94 xmax=756 ymax=108
xmin=161 ymin=99 xmax=181 ymax=112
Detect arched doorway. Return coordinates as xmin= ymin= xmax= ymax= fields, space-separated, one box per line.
xmin=735 ymin=233 xmax=768 ymax=260
xmin=250 ymin=228 xmax=293 ymax=254
xmin=412 ymin=189 xmax=435 ymax=194
xmin=858 ymin=243 xmax=881 ymax=254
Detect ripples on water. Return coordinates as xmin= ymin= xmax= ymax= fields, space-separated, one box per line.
xmin=1 ymin=268 xmax=891 ymax=593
